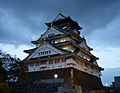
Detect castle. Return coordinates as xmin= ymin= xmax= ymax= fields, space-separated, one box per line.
xmin=23 ymin=13 xmax=104 ymax=93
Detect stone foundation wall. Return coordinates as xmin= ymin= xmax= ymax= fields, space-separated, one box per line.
xmin=10 ymin=67 xmax=104 ymax=93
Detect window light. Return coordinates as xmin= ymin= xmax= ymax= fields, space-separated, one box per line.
xmin=63 ymin=47 xmax=68 ymax=49
xmin=55 ymin=41 xmax=57 ymax=43
xmin=54 ymin=74 xmax=58 ymax=79
xmin=61 ymin=39 xmax=66 ymax=42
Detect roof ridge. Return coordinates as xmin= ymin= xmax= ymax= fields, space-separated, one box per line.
xmin=53 ymin=12 xmax=67 ymax=22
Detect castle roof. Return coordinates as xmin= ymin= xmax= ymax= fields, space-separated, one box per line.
xmin=45 ymin=13 xmax=82 ymax=30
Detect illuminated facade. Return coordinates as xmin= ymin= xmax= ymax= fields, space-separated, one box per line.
xmin=24 ymin=13 xmax=104 ymax=93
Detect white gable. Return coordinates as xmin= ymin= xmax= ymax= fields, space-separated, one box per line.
xmin=27 ymin=42 xmax=64 ymax=59
xmin=79 ymin=42 xmax=89 ymax=51
xmin=54 ymin=15 xmax=65 ymax=21
xmin=41 ymin=27 xmax=63 ymax=38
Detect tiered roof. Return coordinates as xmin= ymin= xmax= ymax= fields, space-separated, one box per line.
xmin=24 ymin=13 xmax=103 ymax=72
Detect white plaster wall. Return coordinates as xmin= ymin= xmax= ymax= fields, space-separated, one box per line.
xmin=66 ymin=58 xmax=76 ymax=64
xmin=28 ymin=43 xmax=64 ymax=59
xmin=65 ymin=58 xmax=101 ymax=77
xmin=28 ymin=61 xmax=66 ymax=72
xmin=28 ymin=58 xmax=101 ymax=77
xmin=41 ymin=27 xmax=63 ymax=38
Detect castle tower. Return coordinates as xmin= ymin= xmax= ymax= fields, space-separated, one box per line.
xmin=23 ymin=13 xmax=104 ymax=93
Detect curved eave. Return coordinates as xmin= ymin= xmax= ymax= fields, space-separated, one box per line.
xmin=45 ymin=17 xmax=82 ymax=30
xmin=88 ymin=46 xmax=93 ymax=51
xmin=100 ymin=67 xmax=104 ymax=71
xmin=31 ymin=40 xmax=39 ymax=44
xmin=24 ymin=48 xmax=37 ymax=54
xmin=24 ymin=54 xmax=69 ymax=64
xmin=93 ymin=56 xmax=99 ymax=60
xmin=70 ymin=54 xmax=103 ymax=71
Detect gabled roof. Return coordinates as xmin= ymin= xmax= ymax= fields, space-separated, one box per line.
xmin=24 ymin=48 xmax=37 ymax=54
xmin=45 ymin=12 xmax=66 ymax=27
xmin=31 ymin=26 xmax=69 ymax=44
xmin=24 ymin=40 xmax=69 ymax=61
xmin=52 ymin=12 xmax=67 ymax=22
xmin=45 ymin=13 xmax=82 ymax=30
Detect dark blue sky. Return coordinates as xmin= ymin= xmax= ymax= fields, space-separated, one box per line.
xmin=0 ymin=0 xmax=120 ymax=85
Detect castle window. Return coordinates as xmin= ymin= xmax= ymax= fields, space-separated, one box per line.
xmin=61 ymin=58 xmax=66 ymax=62
xmin=58 ymin=65 xmax=62 ymax=68
xmin=63 ymin=47 xmax=68 ymax=50
xmin=87 ymin=58 xmax=90 ymax=61
xmin=49 ymin=50 xmax=51 ymax=54
xmin=71 ymin=50 xmax=74 ymax=52
xmin=55 ymin=41 xmax=57 ymax=43
xmin=83 ymin=56 xmax=86 ymax=59
xmin=38 ymin=53 xmax=40 ymax=55
xmin=48 ymin=33 xmax=55 ymax=37
xmin=38 ymin=50 xmax=51 ymax=56
xmin=62 ymin=26 xmax=67 ymax=30
xmin=44 ymin=51 xmax=47 ymax=55
xmin=55 ymin=59 xmax=59 ymax=63
xmin=61 ymin=39 xmax=66 ymax=42
xmin=49 ymin=60 xmax=53 ymax=64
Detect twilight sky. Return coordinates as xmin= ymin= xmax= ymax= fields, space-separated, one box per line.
xmin=0 ymin=0 xmax=120 ymax=85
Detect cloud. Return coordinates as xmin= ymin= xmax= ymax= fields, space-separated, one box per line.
xmin=88 ymin=11 xmax=120 ymax=47
xmin=91 ymin=47 xmax=120 ymax=68
xmin=0 ymin=43 xmax=32 ymax=60
xmin=87 ymin=10 xmax=120 ymax=68
xmin=0 ymin=0 xmax=120 ymax=46
xmin=0 ymin=8 xmax=44 ymax=45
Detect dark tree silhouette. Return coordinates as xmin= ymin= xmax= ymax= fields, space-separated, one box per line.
xmin=0 ymin=58 xmax=7 ymax=83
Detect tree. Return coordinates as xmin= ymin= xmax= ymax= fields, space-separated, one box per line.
xmin=0 ymin=51 xmax=10 ymax=93
xmin=0 ymin=58 xmax=7 ymax=82
xmin=10 ymin=60 xmax=29 ymax=82
xmin=0 ymin=50 xmax=29 ymax=93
